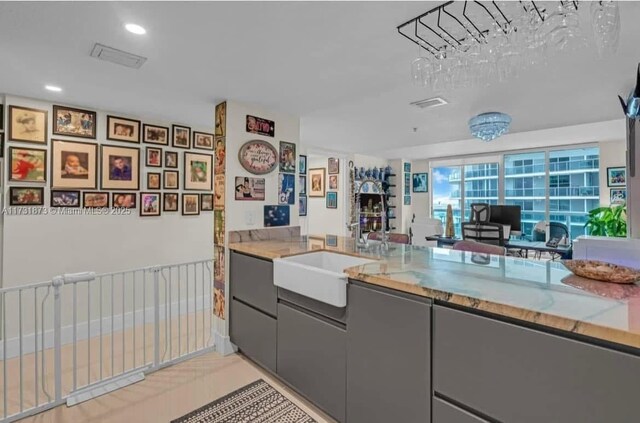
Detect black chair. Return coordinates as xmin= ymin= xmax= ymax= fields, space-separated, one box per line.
xmin=549 ymin=222 xmax=569 ymax=241
xmin=461 ymin=222 xmax=505 ymax=246
xmin=469 ymin=203 xmax=491 ymax=223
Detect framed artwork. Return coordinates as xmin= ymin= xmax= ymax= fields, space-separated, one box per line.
xmin=0 ymin=133 xmax=3 ymax=158
xmin=140 ymin=192 xmax=161 ymax=217
xmin=215 ymin=102 xmax=226 ymax=137
xmin=404 ymin=173 xmax=411 ymax=195
xmin=172 ymin=124 xmax=191 ymax=149
xmin=106 ymin=115 xmax=140 ymax=143
xmin=193 ymin=131 xmax=214 ymax=150
xmin=264 ymin=205 xmax=290 ymax=227
xmin=404 ymin=195 xmax=411 ymax=205
xmin=83 ymin=192 xmax=109 ymax=208
xmin=607 ymin=167 xmax=626 ymax=187
xmin=9 ymin=147 xmax=47 ymax=182
xmin=246 ymin=115 xmax=275 ymax=137
xmin=214 ymin=210 xmax=225 ymax=244
xmin=184 ymin=152 xmax=213 ymax=191
xmin=182 ymin=193 xmax=200 ymax=215
xmin=238 ymin=140 xmax=277 ymax=175
xmin=101 ymin=144 xmax=140 ymax=190
xmin=214 ymin=137 xmax=226 ymax=175
xmin=329 ymin=174 xmax=338 ymax=190
xmin=0 ymin=104 xmax=3 ymax=131
xmin=53 ymin=105 xmax=96 ymax=139
xmin=299 ymin=155 xmax=307 ymax=175
xmin=309 ymin=168 xmax=326 ymax=197
xmin=326 ymin=235 xmax=338 ymax=247
xmin=412 ymin=173 xmax=428 ymax=193
xmin=143 ymin=124 xmax=169 ymax=145
xmin=299 ymin=195 xmax=307 ymax=216
xmin=201 ymin=193 xmax=214 ymax=211
xmin=163 ymin=170 xmax=179 ymax=189
xmin=165 ymin=151 xmax=178 ymax=169
xmin=279 ymin=141 xmax=296 ymax=173
xmin=145 ymin=147 xmax=162 ymax=167
xmin=404 ymin=162 xmax=411 ymax=173
xmin=51 ymin=139 xmax=97 ymax=189
xmin=309 ymin=236 xmax=325 ymax=250
xmin=328 ymin=157 xmax=339 ymax=175
xmin=234 ymin=176 xmax=265 ymax=201
xmin=51 ymin=190 xmax=80 ymax=207
xmin=9 ymin=187 xmax=44 ymax=206
xmin=299 ymin=175 xmax=307 ymax=195
xmin=112 ymin=193 xmax=137 ymax=208
xmin=326 ymin=191 xmax=338 ymax=209
xmin=278 ymin=173 xmax=295 ymax=205
xmin=8 ymin=105 xmax=48 ymax=144
xmin=214 ymin=174 xmax=225 ymax=208
xmin=147 ymin=172 xmax=161 ymax=189
xmin=163 ymin=193 xmax=179 ymax=212
xmin=610 ymin=188 xmax=627 ymax=205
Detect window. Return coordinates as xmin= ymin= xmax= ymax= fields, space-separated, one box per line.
xmin=432 ymin=166 xmax=462 ymax=236
xmin=463 ymin=163 xmax=499 ymax=220
xmin=504 ymin=152 xmax=546 ymax=236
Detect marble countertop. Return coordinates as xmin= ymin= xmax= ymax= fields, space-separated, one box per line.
xmin=229 ymin=236 xmax=640 ymax=350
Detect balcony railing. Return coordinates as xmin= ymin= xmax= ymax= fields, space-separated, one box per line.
xmin=549 ymin=159 xmax=599 ymax=173
xmin=505 ymin=189 xmax=546 ymax=197
xmin=549 ymin=187 xmax=599 ymax=197
xmin=505 ymin=164 xmax=545 ymax=175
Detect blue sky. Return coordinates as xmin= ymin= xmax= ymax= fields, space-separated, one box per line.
xmin=432 ymin=167 xmax=460 ymax=209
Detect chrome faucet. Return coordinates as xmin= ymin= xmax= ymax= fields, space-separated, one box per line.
xmin=348 ymin=222 xmax=367 ymax=246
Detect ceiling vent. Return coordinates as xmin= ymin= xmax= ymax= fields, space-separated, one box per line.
xmin=410 ymin=96 xmax=448 ymax=109
xmin=90 ymin=43 xmax=147 ymax=69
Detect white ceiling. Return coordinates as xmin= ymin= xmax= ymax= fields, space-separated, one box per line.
xmin=1 ymin=1 xmax=638 ymax=157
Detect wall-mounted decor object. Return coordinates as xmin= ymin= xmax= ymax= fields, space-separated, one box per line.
xmin=164 ymin=170 xmax=179 ymax=189
xmin=215 ymin=102 xmax=226 ymax=137
xmin=299 ymin=155 xmax=307 ymax=175
xmin=326 ymin=235 xmax=338 ymax=247
xmin=214 ymin=100 xmax=227 ymax=321
xmin=193 ymin=131 xmax=214 ymax=150
xmin=309 ymin=168 xmax=326 ymax=197
xmin=214 ymin=174 xmax=225 ymax=208
xmin=326 ymin=191 xmax=338 ymax=209
xmin=0 ymin=133 xmax=3 ymax=158
xmin=299 ymin=195 xmax=307 ymax=216
xmin=183 ymin=193 xmax=200 ymax=216
xmin=404 ymin=162 xmax=411 ymax=173
xmin=101 ymin=144 xmax=140 ymax=190
xmin=143 ymin=124 xmax=169 ymax=145
xmin=412 ymin=172 xmax=428 ymax=193
xmin=214 ymin=210 xmax=225 ymax=243
xmin=147 ymin=172 xmax=161 ymax=189
xmin=610 ymin=188 xmax=627 ymax=205
xmin=9 ymin=187 xmax=44 ymax=206
xmin=234 ymin=176 xmax=265 ymax=201
xmin=214 ymin=245 xmax=225 ymax=319
xmin=8 ymin=105 xmax=48 ymax=144
xmin=172 ymin=124 xmax=191 ymax=149
xmin=404 ymin=195 xmax=411 ymax=206
xmin=329 ymin=174 xmax=338 ymax=190
xmin=246 ymin=115 xmax=275 ymax=137
xmin=299 ymin=175 xmax=307 ymax=195
xmin=264 ymin=205 xmax=290 ymax=227
xmin=9 ymin=146 xmax=47 ymax=182
xmin=238 ymin=139 xmax=277 ymax=175
xmin=51 ymin=139 xmax=97 ymax=189
xmin=51 ymin=190 xmax=80 ymax=207
xmin=53 ymin=105 xmax=96 ymax=139
xmin=163 ymin=193 xmax=179 ymax=212
xmin=145 ymin=146 xmax=162 ymax=167
xmin=404 ymin=173 xmax=411 ymax=195
xmin=607 ymin=166 xmax=626 ymax=187
xmin=165 ymin=151 xmax=178 ymax=168
xmin=278 ymin=173 xmax=295 ymax=205
xmin=279 ymin=141 xmax=296 ymax=173
xmin=201 ymin=193 xmax=214 ymax=211
xmin=106 ymin=115 xmax=140 ymax=143
xmin=309 ymin=236 xmax=325 ymax=250
xmin=83 ymin=192 xmax=109 ymax=208
xmin=140 ymin=192 xmax=161 ymax=216
xmin=112 ymin=193 xmax=137 ymax=208
xmin=0 ymin=104 xmax=3 ymax=131
xmin=328 ymin=157 xmax=339 ymax=175
xmin=184 ymin=152 xmax=213 ymax=191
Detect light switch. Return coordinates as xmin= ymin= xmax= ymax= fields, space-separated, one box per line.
xmin=245 ymin=210 xmax=255 ymax=225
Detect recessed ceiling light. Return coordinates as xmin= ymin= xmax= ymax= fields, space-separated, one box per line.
xmin=45 ymin=85 xmax=62 ymax=92
xmin=125 ymin=23 xmax=146 ymax=35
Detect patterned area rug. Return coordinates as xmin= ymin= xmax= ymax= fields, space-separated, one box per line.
xmin=171 ymin=379 xmax=317 ymax=423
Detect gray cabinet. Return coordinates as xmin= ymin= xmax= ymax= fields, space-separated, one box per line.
xmin=230 ymin=299 xmax=277 ymax=372
xmin=346 ymin=282 xmax=431 ymax=423
xmin=433 ymin=305 xmax=640 ymax=423
xmin=230 ymin=251 xmax=277 ymax=316
xmin=433 ymin=397 xmax=488 ymax=423
xmin=277 ymin=302 xmax=346 ymax=423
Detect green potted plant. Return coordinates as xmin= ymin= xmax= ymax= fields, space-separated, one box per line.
xmin=584 ymin=204 xmax=627 ymax=237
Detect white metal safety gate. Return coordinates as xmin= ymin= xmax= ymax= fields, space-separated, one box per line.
xmin=0 ymin=259 xmax=214 ymax=422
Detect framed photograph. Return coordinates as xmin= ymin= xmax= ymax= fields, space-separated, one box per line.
xmin=404 ymin=173 xmax=411 ymax=195
xmin=193 ymin=131 xmax=214 ymax=150
xmin=182 ymin=193 xmax=200 ymax=215
xmin=404 ymin=162 xmax=411 ymax=173
xmin=83 ymin=192 xmax=109 ymax=208
xmin=404 ymin=195 xmax=411 ymax=205
xmin=53 ymin=105 xmax=96 ymax=139
xmin=214 ymin=137 xmax=226 ymax=174
xmin=146 ymin=147 xmax=162 ymax=167
xmin=299 ymin=155 xmax=307 ymax=175
xmin=412 ymin=173 xmax=428 ymax=193
xmin=329 ymin=174 xmax=338 ymax=190
xmin=163 ymin=193 xmax=179 ymax=212
xmin=147 ymin=172 xmax=161 ymax=189
xmin=326 ymin=191 xmax=338 ymax=209
xmin=610 ymin=188 xmax=627 ymax=206
xmin=328 ymin=157 xmax=339 ymax=175
xmin=106 ymin=115 xmax=140 ymax=143
xmin=184 ymin=152 xmax=213 ymax=191
xmin=9 ymin=187 xmax=44 ymax=206
xmin=278 ymin=173 xmax=295 ymax=205
xmin=326 ymin=235 xmax=338 ymax=247
xmin=163 ymin=170 xmax=179 ymax=189
xmin=172 ymin=124 xmax=191 ymax=149
xmin=51 ymin=139 xmax=97 ymax=189
xmin=214 ymin=174 xmax=225 ymax=209
xmin=607 ymin=167 xmax=626 ymax=187
xmin=279 ymin=141 xmax=296 ymax=173
xmin=214 ymin=210 xmax=225 ymax=244
xmin=309 ymin=168 xmax=326 ymax=197
xmin=143 ymin=124 xmax=169 ymax=145
xmin=101 ymin=145 xmax=140 ymax=190
xmin=201 ymin=193 xmax=214 ymax=211
xmin=234 ymin=176 xmax=265 ymax=201
xmin=299 ymin=195 xmax=307 ymax=216
xmin=264 ymin=205 xmax=290 ymax=227
xmin=139 ymin=192 xmax=161 ymax=216
xmin=246 ymin=115 xmax=275 ymax=137
xmin=299 ymin=175 xmax=306 ymax=195
xmin=112 ymin=193 xmax=137 ymax=208
xmin=165 ymin=151 xmax=178 ymax=169
xmin=51 ymin=190 xmax=80 ymax=207
xmin=8 ymin=105 xmax=48 ymax=144
xmin=9 ymin=147 xmax=47 ymax=182
xmin=215 ymin=102 xmax=226 ymax=137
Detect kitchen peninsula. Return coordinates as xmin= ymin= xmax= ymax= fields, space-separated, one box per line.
xmin=229 ymin=235 xmax=640 ymax=423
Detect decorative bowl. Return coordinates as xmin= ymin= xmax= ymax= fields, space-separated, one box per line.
xmin=562 ymin=260 xmax=640 ymax=284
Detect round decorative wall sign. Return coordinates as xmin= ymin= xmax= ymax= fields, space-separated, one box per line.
xmin=238 ymin=140 xmax=278 ymax=175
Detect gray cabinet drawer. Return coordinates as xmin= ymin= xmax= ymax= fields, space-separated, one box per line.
xmin=230 ymin=299 xmax=276 ymax=372
xmin=433 ymin=305 xmax=640 ymax=423
xmin=230 ymin=251 xmax=276 ymax=316
xmin=277 ymin=303 xmax=346 ymax=422
xmin=433 ymin=397 xmax=488 ymax=423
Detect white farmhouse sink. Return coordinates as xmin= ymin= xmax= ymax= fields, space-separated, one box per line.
xmin=273 ymin=252 xmax=375 ymax=307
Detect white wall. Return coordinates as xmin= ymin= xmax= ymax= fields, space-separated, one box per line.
xmin=411 ymin=159 xmax=430 ymax=218
xmin=306 ymin=154 xmax=348 ymax=236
